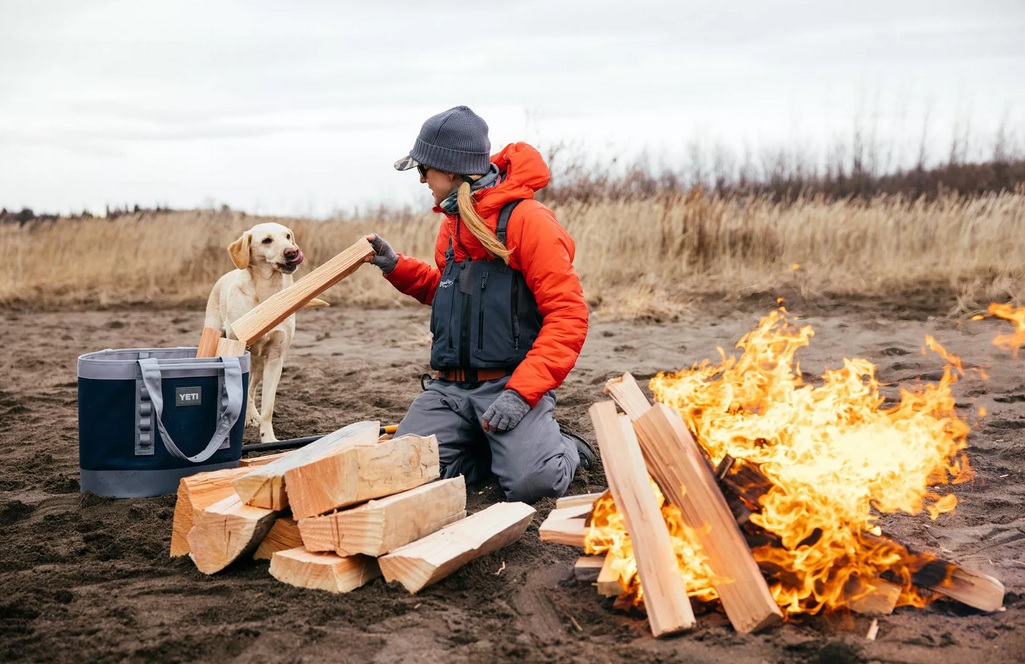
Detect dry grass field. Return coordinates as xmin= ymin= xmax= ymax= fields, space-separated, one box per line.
xmin=3 ymin=189 xmax=1024 ymax=317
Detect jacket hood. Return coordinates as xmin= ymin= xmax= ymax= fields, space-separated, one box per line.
xmin=474 ymin=142 xmax=550 ymax=218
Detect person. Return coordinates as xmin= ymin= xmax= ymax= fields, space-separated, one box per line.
xmin=365 ymin=105 xmax=592 ymax=504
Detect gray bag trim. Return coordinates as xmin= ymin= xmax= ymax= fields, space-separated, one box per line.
xmin=79 ymin=460 xmax=240 ymax=498
xmin=138 ymin=355 xmax=244 ymax=464
xmin=78 ymin=347 xmax=250 ymax=380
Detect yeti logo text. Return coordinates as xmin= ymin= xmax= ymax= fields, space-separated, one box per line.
xmin=176 ymin=387 xmax=202 ymax=407
xmin=439 ymin=279 xmax=455 ymax=288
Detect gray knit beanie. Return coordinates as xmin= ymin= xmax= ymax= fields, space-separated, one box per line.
xmin=393 ymin=105 xmax=492 ymax=175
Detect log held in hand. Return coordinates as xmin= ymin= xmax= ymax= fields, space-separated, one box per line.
xmin=229 ymin=238 xmax=374 ymax=346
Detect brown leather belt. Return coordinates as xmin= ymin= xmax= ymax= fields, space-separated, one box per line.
xmin=435 ymin=368 xmax=512 ymax=383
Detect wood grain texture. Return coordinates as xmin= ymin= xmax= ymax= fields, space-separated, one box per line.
xmin=195 ymin=326 xmax=221 ymax=358
xmin=233 ymin=420 xmax=379 ymax=510
xmin=297 ymin=476 xmax=466 ymax=557
xmin=170 ymin=466 xmax=251 ymax=557
xmin=633 ymin=404 xmax=782 ymax=633
xmin=253 ymin=517 xmax=303 ymax=561
xmin=269 ymin=547 xmax=381 ymax=593
xmin=187 ymin=494 xmax=281 ymax=574
xmin=379 ymin=502 xmax=536 ymax=594
xmin=284 ymin=433 xmax=440 ymax=520
xmin=589 ymin=400 xmax=695 ymax=637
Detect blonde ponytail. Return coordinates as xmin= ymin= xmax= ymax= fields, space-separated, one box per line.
xmin=457 ymin=181 xmax=512 ymax=264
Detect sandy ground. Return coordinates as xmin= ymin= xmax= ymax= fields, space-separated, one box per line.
xmin=1 ymin=297 xmax=1023 ymax=664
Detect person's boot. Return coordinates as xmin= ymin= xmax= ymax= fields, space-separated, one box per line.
xmin=561 ymin=428 xmax=596 ymax=471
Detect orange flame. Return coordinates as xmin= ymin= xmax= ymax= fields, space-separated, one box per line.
xmin=988 ymin=302 xmax=1025 ymax=357
xmin=585 ymin=483 xmax=720 ymax=603
xmin=587 ymin=309 xmax=975 ymax=616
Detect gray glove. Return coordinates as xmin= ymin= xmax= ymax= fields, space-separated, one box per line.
xmin=367 ymin=233 xmax=398 ymax=274
xmin=482 ymin=389 xmax=530 ymax=433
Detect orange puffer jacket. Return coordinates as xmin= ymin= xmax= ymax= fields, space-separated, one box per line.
xmin=385 ymin=142 xmax=588 ymax=406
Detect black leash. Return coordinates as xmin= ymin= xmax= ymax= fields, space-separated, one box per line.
xmin=241 ymin=426 xmax=394 ymax=454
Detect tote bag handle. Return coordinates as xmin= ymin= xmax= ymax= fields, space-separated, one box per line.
xmin=138 ymin=356 xmax=244 ymax=464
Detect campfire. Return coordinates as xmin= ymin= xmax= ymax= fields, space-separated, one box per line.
xmin=541 ymin=308 xmax=1006 ymax=637
xmin=983 ymin=302 xmax=1025 ymax=358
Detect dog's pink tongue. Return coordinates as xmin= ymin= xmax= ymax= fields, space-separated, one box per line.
xmin=288 ymin=249 xmax=304 ymax=265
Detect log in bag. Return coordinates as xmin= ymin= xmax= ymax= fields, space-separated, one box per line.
xmin=77 ymin=348 xmax=249 ymax=498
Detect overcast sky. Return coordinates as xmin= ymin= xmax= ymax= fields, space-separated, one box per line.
xmin=2 ymin=0 xmax=1024 ymax=217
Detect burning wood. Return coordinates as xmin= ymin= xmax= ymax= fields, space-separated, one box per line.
xmin=556 ymin=310 xmax=1003 ymax=634
xmin=555 ymin=491 xmax=607 ymax=509
xmin=607 ymin=373 xmax=783 ymax=633
xmin=572 ymin=555 xmax=605 ymax=583
xmin=538 ymin=504 xmax=590 ymax=547
xmin=597 ymin=554 xmax=624 ymax=597
xmin=717 ymin=455 xmax=1005 ymax=613
xmin=589 ymin=400 xmax=695 ymax=636
xmin=642 ymin=310 xmax=984 ymax=614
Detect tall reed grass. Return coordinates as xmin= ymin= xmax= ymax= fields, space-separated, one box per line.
xmin=3 ymin=189 xmax=1023 ymax=319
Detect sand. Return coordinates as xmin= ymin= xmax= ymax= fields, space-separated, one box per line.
xmin=1 ymin=297 xmax=1022 ymax=663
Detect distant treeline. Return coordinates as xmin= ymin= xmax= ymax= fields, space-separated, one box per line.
xmin=539 ymin=157 xmax=1025 ymax=206
xmin=0 ymin=203 xmax=219 ymax=225
xmin=5 ymin=151 xmax=1025 ymax=224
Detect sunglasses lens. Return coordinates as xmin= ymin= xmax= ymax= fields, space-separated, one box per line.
xmin=417 ymin=164 xmax=428 ymax=177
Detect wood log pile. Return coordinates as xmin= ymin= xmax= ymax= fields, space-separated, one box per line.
xmin=170 ymin=420 xmax=535 ymax=594
xmin=540 ymin=373 xmax=1005 ymax=638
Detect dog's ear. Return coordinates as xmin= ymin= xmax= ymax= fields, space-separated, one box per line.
xmin=228 ymin=232 xmax=251 ymax=269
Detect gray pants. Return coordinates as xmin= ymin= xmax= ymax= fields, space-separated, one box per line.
xmin=394 ymin=376 xmax=579 ymax=504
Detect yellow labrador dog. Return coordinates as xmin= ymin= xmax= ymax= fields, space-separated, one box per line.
xmin=204 ymin=222 xmax=323 ymax=442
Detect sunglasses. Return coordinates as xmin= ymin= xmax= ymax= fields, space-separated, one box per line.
xmin=416 ymin=163 xmax=429 ymax=178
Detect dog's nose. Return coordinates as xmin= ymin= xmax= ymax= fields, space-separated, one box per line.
xmin=284 ymin=248 xmax=298 ymax=260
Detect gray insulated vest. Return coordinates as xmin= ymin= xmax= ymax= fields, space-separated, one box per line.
xmin=430 ymin=200 xmax=543 ymax=370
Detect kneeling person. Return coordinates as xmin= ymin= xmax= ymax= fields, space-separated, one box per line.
xmin=365 ymin=105 xmax=590 ymax=503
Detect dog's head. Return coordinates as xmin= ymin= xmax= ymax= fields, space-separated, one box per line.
xmin=227 ymin=222 xmax=305 ymax=274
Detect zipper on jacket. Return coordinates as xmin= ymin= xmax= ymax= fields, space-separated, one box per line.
xmin=459 ymin=291 xmax=472 ymax=368
xmin=442 ymin=243 xmax=456 ymax=351
xmin=511 ymin=276 xmax=521 ymax=350
xmin=478 ymin=271 xmax=488 ymax=350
